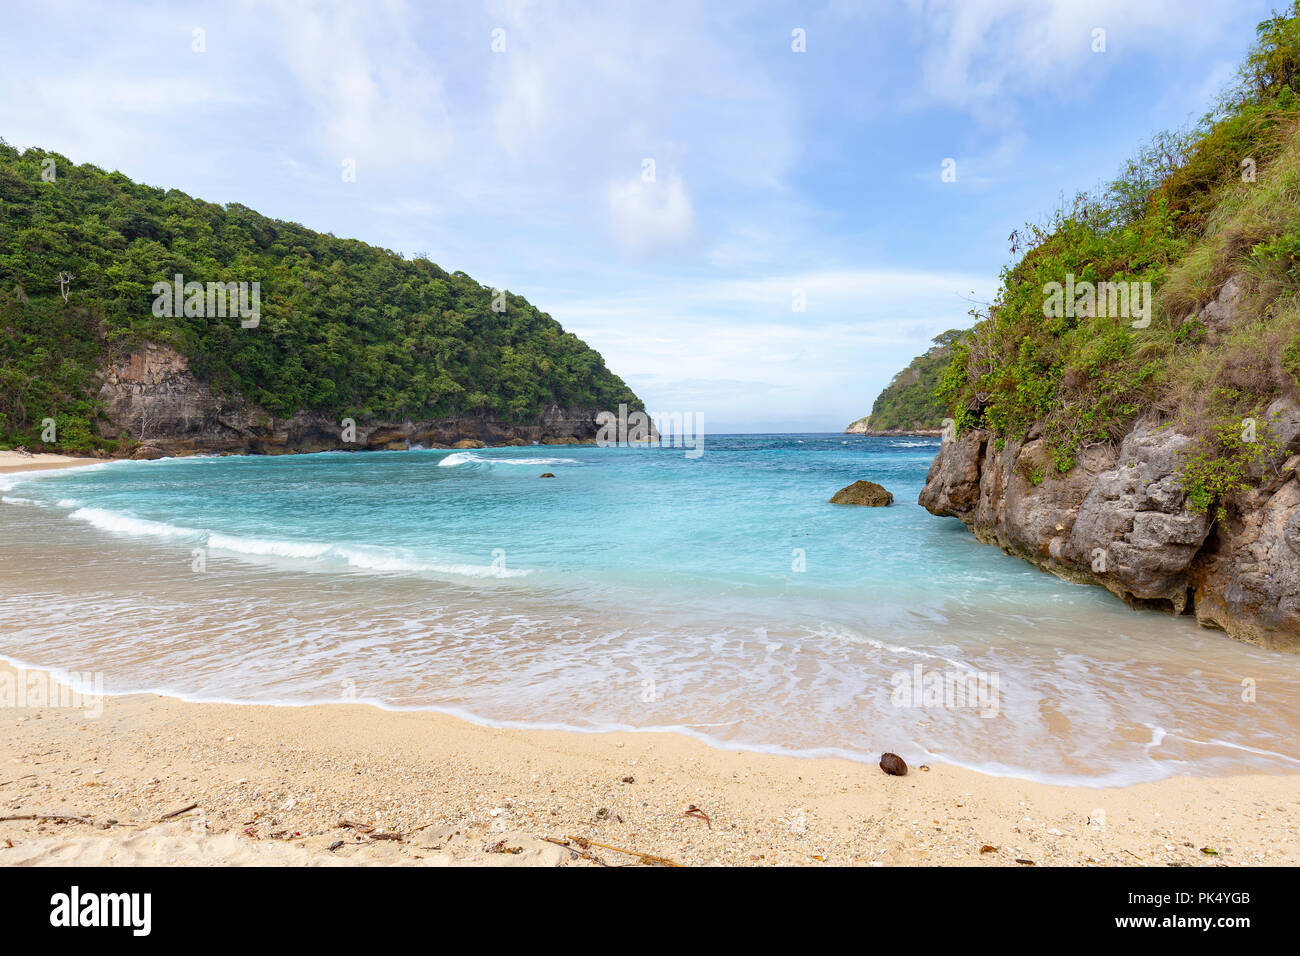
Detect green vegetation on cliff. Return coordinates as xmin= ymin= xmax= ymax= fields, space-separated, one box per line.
xmin=937 ymin=3 xmax=1300 ymax=516
xmin=0 ymin=144 xmax=640 ymax=451
xmin=850 ymin=329 xmax=963 ymax=432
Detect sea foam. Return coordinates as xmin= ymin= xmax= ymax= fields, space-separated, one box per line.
xmin=63 ymin=507 xmax=531 ymax=579
xmin=69 ymin=506 xmax=200 ymax=540
xmin=437 ymin=452 xmax=578 ymax=468
xmin=207 ymin=533 xmax=531 ymax=577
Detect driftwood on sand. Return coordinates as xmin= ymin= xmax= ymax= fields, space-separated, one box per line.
xmin=0 ymin=813 xmax=94 ymax=825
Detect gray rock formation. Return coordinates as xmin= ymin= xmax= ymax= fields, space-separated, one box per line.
xmin=1186 ymin=275 xmax=1243 ymax=338
xmin=96 ymin=344 xmax=607 ymax=457
xmin=920 ymin=405 xmax=1300 ymax=651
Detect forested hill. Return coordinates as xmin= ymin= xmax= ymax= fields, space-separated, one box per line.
xmin=846 ymin=330 xmax=963 ymax=433
xmin=0 ymin=142 xmax=640 ymax=451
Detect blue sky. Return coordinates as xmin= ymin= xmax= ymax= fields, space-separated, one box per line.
xmin=0 ymin=0 xmax=1276 ymax=431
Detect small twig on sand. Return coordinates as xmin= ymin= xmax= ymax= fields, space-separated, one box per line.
xmin=567 ymin=835 xmax=681 ymax=867
xmin=368 ymin=832 xmax=403 ymax=841
xmin=338 ymin=819 xmax=375 ymax=834
xmin=0 ymin=813 xmax=94 ymax=825
xmin=543 ymin=836 xmax=608 ymax=866
xmin=158 ymin=802 xmax=199 ymax=821
xmin=685 ymin=805 xmax=712 ymax=829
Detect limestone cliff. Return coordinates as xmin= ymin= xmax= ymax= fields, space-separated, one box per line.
xmin=913 ymin=7 xmax=1300 ymax=653
xmin=919 ymin=402 xmax=1300 ymax=651
xmin=844 ymin=416 xmax=942 ymax=437
xmin=97 ymin=344 xmax=605 ymax=458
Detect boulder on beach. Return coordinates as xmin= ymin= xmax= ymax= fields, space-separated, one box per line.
xmin=451 ymin=438 xmax=485 ymax=449
xmin=830 ymin=480 xmax=893 ymax=506
xmin=131 ymin=443 xmax=166 ymax=461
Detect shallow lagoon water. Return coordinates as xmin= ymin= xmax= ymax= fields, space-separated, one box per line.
xmin=2 ymin=435 xmax=1298 ymax=786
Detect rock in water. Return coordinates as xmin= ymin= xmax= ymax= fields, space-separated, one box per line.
xmin=830 ymin=480 xmax=893 ymax=506
xmin=539 ymin=472 xmax=556 ymax=478
xmin=879 ymin=752 xmax=907 ymax=776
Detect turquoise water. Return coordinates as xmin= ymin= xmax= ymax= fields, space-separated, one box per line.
xmin=2 ymin=435 xmax=1299 ymax=785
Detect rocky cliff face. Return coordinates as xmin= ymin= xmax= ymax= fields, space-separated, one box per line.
xmin=96 ymin=344 xmax=607 ymax=458
xmin=919 ymin=405 xmax=1300 ymax=651
xmin=844 ymin=417 xmax=942 ymax=437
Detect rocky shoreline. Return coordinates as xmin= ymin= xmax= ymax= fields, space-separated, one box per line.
xmin=90 ymin=344 xmax=604 ymax=459
xmin=919 ymin=405 xmax=1300 ymax=652
xmin=844 ymin=423 xmax=943 ymax=437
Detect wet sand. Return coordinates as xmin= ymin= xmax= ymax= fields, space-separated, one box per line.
xmin=1 ymin=660 xmax=1297 ymax=866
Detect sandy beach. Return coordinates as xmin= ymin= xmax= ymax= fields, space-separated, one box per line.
xmin=0 ymin=451 xmax=94 ymax=475
xmin=1 ymin=658 xmax=1297 ymax=867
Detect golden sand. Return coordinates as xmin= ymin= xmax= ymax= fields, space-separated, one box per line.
xmin=0 ymin=451 xmax=93 ymax=475
xmin=1 ymin=660 xmax=1297 ymax=866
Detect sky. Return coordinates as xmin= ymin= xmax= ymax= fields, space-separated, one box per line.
xmin=0 ymin=0 xmax=1278 ymax=431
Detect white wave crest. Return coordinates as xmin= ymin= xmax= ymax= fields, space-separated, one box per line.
xmin=65 ymin=508 xmax=533 ymax=581
xmin=69 ymin=507 xmax=201 ymax=540
xmin=207 ymin=534 xmax=532 ymax=578
xmin=206 ymin=533 xmax=332 ymax=559
xmin=438 ymin=452 xmax=578 ymax=468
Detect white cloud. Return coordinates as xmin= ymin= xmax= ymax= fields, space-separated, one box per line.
xmin=493 ymin=54 xmax=549 ymax=156
xmin=2 ymin=69 xmax=250 ymax=161
xmin=606 ymin=175 xmax=695 ymax=250
xmin=554 ymin=266 xmax=995 ymax=425
xmin=265 ymin=0 xmax=452 ymax=169
xmin=368 ymin=198 xmax=445 ymax=218
xmin=907 ymin=0 xmax=1243 ymax=117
